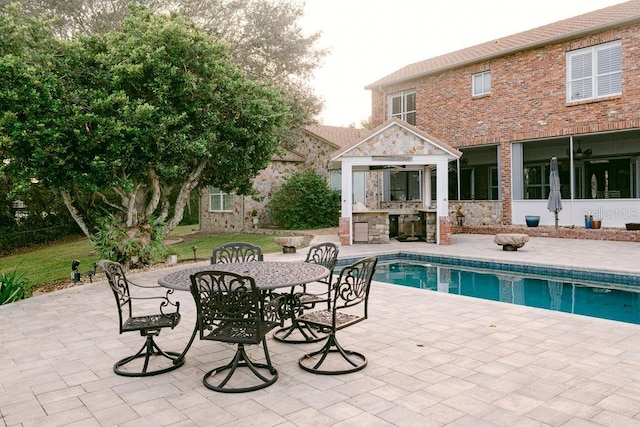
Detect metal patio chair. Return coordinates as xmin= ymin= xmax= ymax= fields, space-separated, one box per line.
xmin=190 ymin=270 xmax=285 ymax=393
xmin=297 ymin=256 xmax=378 ymax=375
xmin=99 ymin=260 xmax=184 ymax=377
xmin=273 ymin=242 xmax=339 ymax=343
xmin=210 ymin=242 xmax=263 ymax=264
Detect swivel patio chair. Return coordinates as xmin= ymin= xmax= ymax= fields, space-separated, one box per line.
xmin=99 ymin=260 xmax=184 ymax=377
xmin=190 ymin=270 xmax=285 ymax=393
xmin=210 ymin=242 xmax=263 ymax=264
xmin=273 ymin=242 xmax=339 ymax=344
xmin=298 ymin=256 xmax=378 ymax=375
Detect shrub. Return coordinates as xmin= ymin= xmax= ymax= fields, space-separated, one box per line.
xmin=268 ymin=170 xmax=340 ymax=229
xmin=0 ymin=266 xmax=30 ymax=304
xmin=91 ymin=214 xmax=170 ymax=265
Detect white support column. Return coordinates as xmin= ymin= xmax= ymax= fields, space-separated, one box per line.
xmin=341 ymin=161 xmax=354 ymax=245
xmin=424 ymin=166 xmax=433 ymax=208
xmin=435 ymin=158 xmax=450 ymax=245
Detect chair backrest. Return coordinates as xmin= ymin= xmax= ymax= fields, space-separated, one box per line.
xmin=99 ymin=259 xmax=132 ymax=333
xmin=210 ymin=242 xmax=264 ymax=264
xmin=190 ymin=270 xmax=275 ymax=343
xmin=331 ymin=256 xmax=378 ymax=317
xmin=304 ymin=242 xmax=339 ymax=284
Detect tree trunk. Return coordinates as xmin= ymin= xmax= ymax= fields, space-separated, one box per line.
xmin=145 ymin=166 xmax=161 ymax=218
xmin=164 ymin=161 xmax=206 ymax=233
xmin=61 ymin=190 xmax=92 ymax=238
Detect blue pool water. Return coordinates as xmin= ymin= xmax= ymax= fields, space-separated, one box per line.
xmin=338 ymin=254 xmax=640 ymax=325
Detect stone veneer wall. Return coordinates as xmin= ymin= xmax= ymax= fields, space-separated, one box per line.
xmin=352 ymin=212 xmax=390 ymax=244
xmin=449 ymin=200 xmax=503 ymax=227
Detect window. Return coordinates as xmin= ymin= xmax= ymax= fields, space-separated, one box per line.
xmin=384 ymin=170 xmax=421 ymax=201
xmin=472 ymin=71 xmax=491 ymax=96
xmin=567 ymin=41 xmax=621 ymax=102
xmin=388 ymin=90 xmax=416 ymax=125
xmin=209 ymin=187 xmax=234 ymax=211
xmin=523 ymin=164 xmax=549 ymax=199
xmin=329 ymin=170 xmax=366 ymax=203
xmin=489 ymin=167 xmax=499 ymax=200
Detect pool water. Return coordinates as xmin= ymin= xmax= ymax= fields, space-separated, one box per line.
xmin=370 ymin=257 xmax=640 ymax=325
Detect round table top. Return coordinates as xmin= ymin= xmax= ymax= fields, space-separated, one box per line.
xmin=158 ymin=261 xmax=330 ymax=291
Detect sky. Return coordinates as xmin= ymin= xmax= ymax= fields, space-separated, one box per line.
xmin=300 ymin=0 xmax=626 ymax=128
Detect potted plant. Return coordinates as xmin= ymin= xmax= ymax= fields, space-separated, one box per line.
xmin=525 ymin=215 xmax=540 ymax=227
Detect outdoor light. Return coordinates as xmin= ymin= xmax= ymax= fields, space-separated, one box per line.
xmin=191 ymin=246 xmax=198 ymax=262
xmin=71 ymin=259 xmax=81 ymax=283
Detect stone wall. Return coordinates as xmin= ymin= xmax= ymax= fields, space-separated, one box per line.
xmin=352 ymin=212 xmax=390 ymax=244
xmin=449 ymin=200 xmax=503 ymax=227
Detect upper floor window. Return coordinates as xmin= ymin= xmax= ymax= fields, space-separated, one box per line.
xmin=388 ymin=90 xmax=416 ymax=125
xmin=567 ymin=40 xmax=621 ymax=102
xmin=472 ymin=70 xmax=491 ymax=96
xmin=209 ymin=186 xmax=234 ymax=211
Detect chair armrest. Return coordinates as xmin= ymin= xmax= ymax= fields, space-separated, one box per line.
xmin=113 ymin=285 xmax=180 ymax=315
xmin=263 ymin=292 xmax=286 ymax=325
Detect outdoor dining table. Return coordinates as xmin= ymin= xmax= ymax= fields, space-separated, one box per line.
xmin=158 ymin=261 xmax=330 ymax=363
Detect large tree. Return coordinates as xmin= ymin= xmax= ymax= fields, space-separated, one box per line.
xmin=2 ymin=0 xmax=326 ymax=146
xmin=0 ymin=6 xmax=289 ymax=239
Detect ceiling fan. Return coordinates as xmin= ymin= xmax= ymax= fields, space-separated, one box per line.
xmin=566 ymin=140 xmax=592 ymax=159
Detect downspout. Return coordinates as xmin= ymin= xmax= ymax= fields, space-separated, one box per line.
xmin=457 ymin=158 xmax=461 ymax=200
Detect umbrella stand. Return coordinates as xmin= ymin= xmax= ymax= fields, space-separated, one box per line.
xmin=547 ymin=157 xmax=562 ymax=230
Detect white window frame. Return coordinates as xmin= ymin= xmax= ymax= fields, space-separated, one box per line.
xmin=566 ymin=40 xmax=622 ymax=102
xmin=388 ymin=90 xmax=416 ymax=125
xmin=472 ymin=70 xmax=491 ymax=96
xmin=209 ymin=186 xmax=234 ymax=212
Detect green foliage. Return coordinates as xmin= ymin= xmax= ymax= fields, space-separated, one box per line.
xmin=268 ymin=170 xmax=340 ymax=229
xmin=91 ymin=214 xmax=170 ymax=265
xmin=0 ymin=265 xmax=30 ymax=304
xmin=0 ymin=5 xmax=290 ymax=238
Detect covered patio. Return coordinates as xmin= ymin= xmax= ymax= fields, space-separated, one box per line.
xmin=330 ymin=119 xmax=461 ymax=246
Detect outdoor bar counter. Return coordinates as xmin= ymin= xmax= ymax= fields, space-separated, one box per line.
xmin=352 ymin=208 xmax=437 ymax=243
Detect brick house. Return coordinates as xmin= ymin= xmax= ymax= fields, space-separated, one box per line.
xmin=361 ymin=0 xmax=640 ymax=234
xmin=199 ymin=125 xmax=370 ymax=233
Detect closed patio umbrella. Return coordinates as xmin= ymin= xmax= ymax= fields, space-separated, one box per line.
xmin=547 ymin=157 xmax=562 ymax=229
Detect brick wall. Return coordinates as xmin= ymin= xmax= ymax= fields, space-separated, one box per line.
xmin=371 ymin=27 xmax=640 ymax=144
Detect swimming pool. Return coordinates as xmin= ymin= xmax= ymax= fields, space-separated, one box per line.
xmin=337 ymin=254 xmax=640 ymax=325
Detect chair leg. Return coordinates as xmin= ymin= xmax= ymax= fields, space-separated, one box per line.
xmin=203 ymin=341 xmax=278 ymax=393
xmin=273 ymin=294 xmax=327 ymax=344
xmin=298 ymin=332 xmax=367 ymax=375
xmin=113 ymin=331 xmax=185 ymax=377
xmin=273 ymin=317 xmax=327 ymax=344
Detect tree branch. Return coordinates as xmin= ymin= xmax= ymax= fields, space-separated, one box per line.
xmin=60 ymin=190 xmax=92 ymax=238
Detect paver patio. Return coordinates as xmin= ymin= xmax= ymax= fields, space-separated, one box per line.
xmin=2 ymin=233 xmax=640 ymax=426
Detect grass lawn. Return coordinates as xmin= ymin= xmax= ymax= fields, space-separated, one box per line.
xmin=0 ymin=225 xmax=299 ymax=292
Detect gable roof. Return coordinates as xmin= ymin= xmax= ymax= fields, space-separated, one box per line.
xmin=304 ymin=124 xmax=373 ymax=150
xmin=332 ymin=118 xmax=462 ymax=160
xmin=366 ymin=0 xmax=640 ymax=89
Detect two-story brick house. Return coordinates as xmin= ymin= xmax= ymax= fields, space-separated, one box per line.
xmin=359 ymin=0 xmax=640 ymax=234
